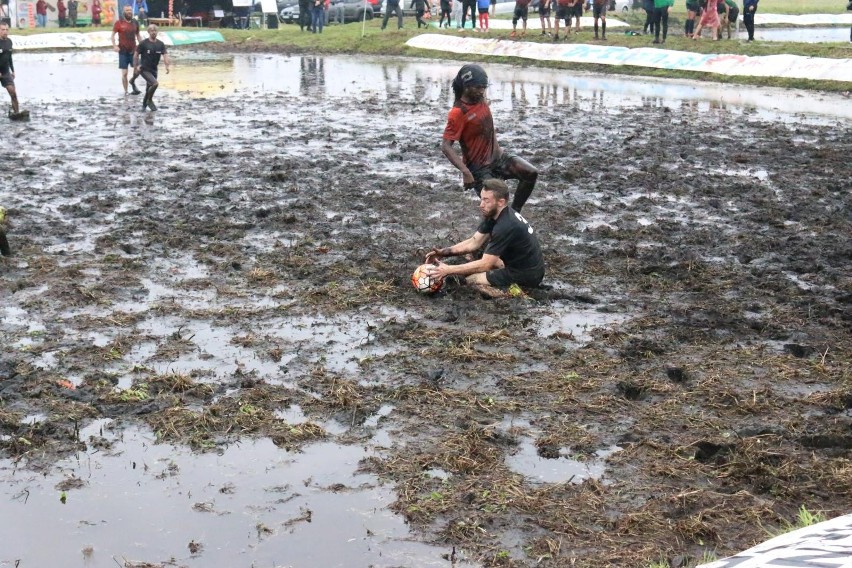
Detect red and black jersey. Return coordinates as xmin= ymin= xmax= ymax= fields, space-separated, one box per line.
xmin=442 ymin=99 xmax=496 ymax=171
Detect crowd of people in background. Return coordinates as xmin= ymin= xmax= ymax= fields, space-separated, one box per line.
xmin=2 ymin=0 xmax=849 ymax=43
xmin=644 ymin=0 xmax=755 ymax=43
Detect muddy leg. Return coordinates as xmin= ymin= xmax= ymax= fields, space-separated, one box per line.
xmin=6 ymin=84 xmax=18 ymax=114
xmin=503 ymin=155 xmax=538 ymax=212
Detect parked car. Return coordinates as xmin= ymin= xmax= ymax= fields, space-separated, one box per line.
xmin=280 ymin=0 xmax=375 ymax=24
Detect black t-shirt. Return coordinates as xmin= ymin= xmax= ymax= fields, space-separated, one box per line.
xmin=136 ymin=38 xmax=167 ymax=72
xmin=478 ymin=207 xmax=544 ymax=272
xmin=0 ymin=38 xmax=13 ymax=74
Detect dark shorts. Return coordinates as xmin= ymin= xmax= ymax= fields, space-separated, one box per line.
xmin=555 ymin=4 xmax=571 ymax=20
xmin=513 ymin=5 xmax=528 ymax=20
xmin=0 ymin=72 xmax=13 ymax=88
xmin=470 ymin=151 xmax=515 ymax=193
xmin=685 ymin=1 xmax=699 ymax=11
xmin=539 ymin=5 xmax=551 ymax=16
xmin=593 ymin=3 xmax=606 ymax=17
xmin=140 ymin=69 xmax=158 ymax=85
xmin=572 ymin=3 xmax=583 ymax=16
xmin=487 ymin=264 xmax=545 ymax=288
xmin=118 ymin=50 xmax=134 ymax=69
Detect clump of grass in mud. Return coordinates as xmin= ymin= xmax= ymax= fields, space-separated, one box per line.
xmin=774 ymin=505 xmax=827 ymax=535
xmin=304 ymin=278 xmax=396 ymax=310
xmin=147 ymin=372 xmax=214 ymax=398
xmin=145 ymin=385 xmax=324 ymax=450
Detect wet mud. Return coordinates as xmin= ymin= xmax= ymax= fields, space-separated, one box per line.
xmin=1 ymin=54 xmax=851 ymax=567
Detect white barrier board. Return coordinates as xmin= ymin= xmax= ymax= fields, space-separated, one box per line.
xmin=406 ymin=34 xmax=852 ymax=82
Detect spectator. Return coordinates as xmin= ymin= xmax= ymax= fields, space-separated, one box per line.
xmin=461 ymin=0 xmax=475 ymax=29
xmin=438 ymin=0 xmax=450 ymax=28
xmin=692 ymin=0 xmax=719 ymax=40
xmin=538 ymin=0 xmax=552 ymax=36
xmin=311 ymin=0 xmax=325 ymax=32
xmin=571 ymin=0 xmax=581 ymax=33
xmin=36 ymin=0 xmax=49 ymax=27
xmin=509 ymin=0 xmax=530 ymax=38
xmin=134 ymin=0 xmax=148 ymax=24
xmin=742 ymin=0 xmax=757 ymax=41
xmin=477 ymin=0 xmax=489 ymax=30
xmin=68 ymin=0 xmax=78 ymax=26
xmin=381 ymin=0 xmax=403 ymax=29
xmin=451 ymin=0 xmax=462 ymax=27
xmin=591 ymin=0 xmax=607 ymax=40
xmin=717 ymin=0 xmax=737 ymax=39
xmin=642 ymin=0 xmax=653 ymax=33
xmin=651 ymin=0 xmax=672 ymax=44
xmin=0 ymin=1 xmax=10 ymax=26
xmin=92 ymin=0 xmax=102 ymax=25
xmin=413 ymin=0 xmax=431 ymax=28
xmin=57 ymin=0 xmax=67 ymax=26
xmin=684 ymin=0 xmax=698 ymax=37
xmin=553 ymin=0 xmax=572 ymax=40
xmin=299 ymin=0 xmax=312 ymax=30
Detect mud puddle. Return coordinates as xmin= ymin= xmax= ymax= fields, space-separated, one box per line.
xmin=1 ymin=51 xmax=850 ymax=567
xmin=11 ymin=52 xmax=852 ymax=121
xmin=0 ymin=419 xmax=477 ymax=568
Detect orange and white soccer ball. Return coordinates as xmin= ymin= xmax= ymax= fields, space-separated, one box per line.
xmin=411 ymin=264 xmax=443 ymax=294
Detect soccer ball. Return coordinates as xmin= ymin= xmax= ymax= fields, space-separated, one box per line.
xmin=411 ymin=264 xmax=443 ymax=294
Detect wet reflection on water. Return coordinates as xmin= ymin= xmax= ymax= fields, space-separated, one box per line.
xmin=13 ymin=51 xmax=852 ymax=121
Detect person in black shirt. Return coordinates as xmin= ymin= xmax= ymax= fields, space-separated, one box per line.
xmin=0 ymin=22 xmax=20 ymax=117
xmin=133 ymin=24 xmax=170 ymax=112
xmin=425 ymin=178 xmax=545 ymax=297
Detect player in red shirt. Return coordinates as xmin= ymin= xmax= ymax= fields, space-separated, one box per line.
xmin=111 ymin=5 xmax=142 ymax=95
xmin=441 ymin=64 xmax=538 ymax=213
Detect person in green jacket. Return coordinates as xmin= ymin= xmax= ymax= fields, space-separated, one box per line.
xmin=651 ymin=0 xmax=673 ymax=44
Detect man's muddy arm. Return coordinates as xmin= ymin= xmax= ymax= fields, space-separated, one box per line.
xmin=434 ymin=253 xmax=500 ymax=279
xmin=426 ymin=231 xmax=489 ymax=263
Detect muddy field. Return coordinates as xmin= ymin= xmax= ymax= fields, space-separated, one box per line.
xmin=1 ymin=54 xmax=851 ymax=567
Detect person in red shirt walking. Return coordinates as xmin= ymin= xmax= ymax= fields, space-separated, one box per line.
xmin=441 ymin=64 xmax=538 ymax=213
xmin=111 ymin=5 xmax=142 ymax=95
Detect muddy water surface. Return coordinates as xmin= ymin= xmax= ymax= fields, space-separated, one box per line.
xmin=1 ymin=53 xmax=851 ymax=567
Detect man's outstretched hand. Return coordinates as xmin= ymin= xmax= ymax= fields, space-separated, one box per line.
xmin=425 ymin=247 xmax=444 ymax=264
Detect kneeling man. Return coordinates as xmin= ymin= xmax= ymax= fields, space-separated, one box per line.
xmin=426 ymin=179 xmax=544 ymax=297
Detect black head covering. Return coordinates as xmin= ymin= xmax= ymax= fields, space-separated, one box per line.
xmin=452 ymin=64 xmax=488 ymax=101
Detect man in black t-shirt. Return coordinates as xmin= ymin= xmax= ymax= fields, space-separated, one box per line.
xmin=425 ymin=179 xmax=544 ymax=297
xmin=0 ymin=22 xmax=20 ymax=117
xmin=133 ymin=24 xmax=170 ymax=112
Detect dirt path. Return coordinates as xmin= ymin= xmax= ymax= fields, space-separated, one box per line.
xmin=1 ymin=54 xmax=850 ymax=567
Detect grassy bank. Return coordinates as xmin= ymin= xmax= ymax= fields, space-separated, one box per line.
xmin=12 ymin=10 xmax=852 ymax=92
